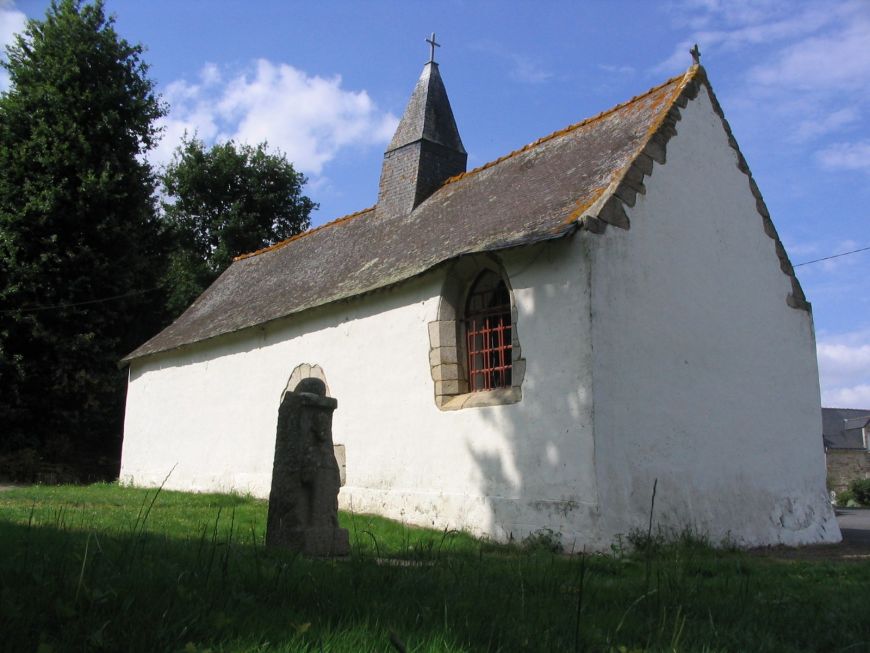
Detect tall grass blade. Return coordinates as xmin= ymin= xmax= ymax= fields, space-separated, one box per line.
xmin=74 ymin=531 xmax=91 ymax=602
xmin=645 ymin=477 xmax=658 ymax=591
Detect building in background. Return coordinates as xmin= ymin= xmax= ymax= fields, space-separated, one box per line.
xmin=823 ymin=407 xmax=870 ymax=493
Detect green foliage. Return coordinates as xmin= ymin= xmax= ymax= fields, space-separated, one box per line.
xmin=0 ymin=1 xmax=166 ymax=462
xmin=1 ymin=484 xmax=869 ymax=652
xmin=835 ymin=488 xmax=858 ymax=507
xmin=0 ymin=1 xmax=317 ymax=468
xmin=521 ymin=527 xmax=564 ymax=553
xmin=160 ymin=135 xmax=316 ymax=316
xmin=625 ymin=526 xmax=715 ymax=555
xmin=848 ymin=478 xmax=870 ymax=506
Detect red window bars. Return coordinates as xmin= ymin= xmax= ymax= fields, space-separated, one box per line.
xmin=464 ymin=271 xmax=512 ymax=392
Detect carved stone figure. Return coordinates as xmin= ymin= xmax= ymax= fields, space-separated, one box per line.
xmin=266 ymin=377 xmax=350 ymax=556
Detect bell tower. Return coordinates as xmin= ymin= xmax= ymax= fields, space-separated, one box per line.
xmin=377 ymin=34 xmax=467 ymax=217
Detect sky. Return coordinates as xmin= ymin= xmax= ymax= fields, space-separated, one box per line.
xmin=2 ymin=0 xmax=869 ymax=407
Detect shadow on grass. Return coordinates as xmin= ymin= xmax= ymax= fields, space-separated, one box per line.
xmin=0 ymin=513 xmax=576 ymax=652
xmin=1 ymin=486 xmax=869 ymax=652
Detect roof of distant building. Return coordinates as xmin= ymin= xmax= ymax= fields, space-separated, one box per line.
xmin=822 ymin=407 xmax=870 ymax=450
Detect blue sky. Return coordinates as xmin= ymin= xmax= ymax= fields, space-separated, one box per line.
xmin=2 ymin=0 xmax=869 ymax=406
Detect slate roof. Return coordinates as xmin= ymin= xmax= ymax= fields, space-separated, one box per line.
xmin=124 ymin=63 xmax=801 ymax=362
xmin=822 ymin=407 xmax=870 ymax=450
xmin=388 ymin=62 xmax=465 ymax=154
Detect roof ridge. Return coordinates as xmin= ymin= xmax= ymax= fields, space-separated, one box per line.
xmin=233 ymin=205 xmax=376 ymax=262
xmin=440 ymin=66 xmax=697 ymax=189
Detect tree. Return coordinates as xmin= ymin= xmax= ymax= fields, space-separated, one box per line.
xmin=0 ymin=0 xmax=166 ymax=470
xmin=160 ymin=135 xmax=316 ymax=316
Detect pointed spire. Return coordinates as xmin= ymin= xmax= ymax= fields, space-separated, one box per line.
xmin=378 ymin=52 xmax=467 ymax=217
xmin=387 ymin=61 xmax=466 ymax=154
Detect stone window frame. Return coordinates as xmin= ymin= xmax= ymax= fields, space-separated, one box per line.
xmin=428 ymin=254 xmax=525 ymax=411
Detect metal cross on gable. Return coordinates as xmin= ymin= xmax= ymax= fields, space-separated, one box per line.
xmin=426 ymin=32 xmax=440 ymax=64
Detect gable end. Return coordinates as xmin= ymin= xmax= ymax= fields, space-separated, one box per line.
xmin=581 ymin=66 xmax=809 ymax=313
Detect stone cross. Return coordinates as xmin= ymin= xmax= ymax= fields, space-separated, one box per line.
xmin=690 ymin=43 xmax=701 ymax=65
xmin=265 ymin=377 xmax=350 ymax=556
xmin=426 ymin=32 xmax=440 ymax=64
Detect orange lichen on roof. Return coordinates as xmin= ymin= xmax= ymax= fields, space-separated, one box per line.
xmin=642 ymin=64 xmax=698 ymax=143
xmin=565 ymin=186 xmax=609 ymax=224
xmin=233 ymin=206 xmax=376 ymax=262
xmin=560 ymin=66 xmax=699 ymax=226
xmin=442 ymin=67 xmax=699 ymax=190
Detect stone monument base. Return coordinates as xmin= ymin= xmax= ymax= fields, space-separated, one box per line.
xmin=266 ymin=378 xmax=350 ymax=557
xmin=272 ymin=527 xmax=350 ymax=557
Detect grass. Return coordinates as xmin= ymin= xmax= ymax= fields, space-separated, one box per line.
xmin=0 ymin=484 xmax=868 ymax=652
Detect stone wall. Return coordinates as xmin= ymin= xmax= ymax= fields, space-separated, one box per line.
xmin=826 ymin=449 xmax=870 ymax=493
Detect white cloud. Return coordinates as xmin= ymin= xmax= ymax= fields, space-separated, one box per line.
xmin=817 ymin=328 xmax=870 ymax=407
xmin=153 ymin=59 xmax=398 ymax=176
xmin=470 ymin=41 xmax=554 ymax=85
xmin=655 ymin=1 xmax=870 ymax=86
xmin=199 ymin=62 xmax=221 ymax=86
xmin=793 ymin=239 xmax=867 ymax=272
xmin=747 ymin=11 xmax=870 ymax=91
xmin=824 ymin=385 xmax=870 ymax=407
xmin=657 ymin=0 xmax=870 ymax=177
xmin=817 ymin=140 xmax=870 ymax=174
xmin=0 ymin=1 xmax=25 ymax=46
xmin=598 ymin=63 xmax=636 ymax=76
xmin=792 ymin=107 xmax=859 ymax=143
xmin=655 ymin=2 xmax=837 ymax=73
xmin=0 ymin=1 xmax=26 ymax=92
xmin=509 ymin=55 xmax=553 ymax=84
xmin=783 ymin=241 xmax=820 ymax=261
xmin=654 ymin=40 xmax=698 ymax=75
xmin=674 ymin=0 xmax=790 ymax=28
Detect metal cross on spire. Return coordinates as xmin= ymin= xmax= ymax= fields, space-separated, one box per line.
xmin=426 ymin=32 xmax=440 ymax=64
xmin=690 ymin=43 xmax=701 ymax=65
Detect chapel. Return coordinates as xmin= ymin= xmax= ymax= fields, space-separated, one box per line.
xmin=120 ymin=47 xmax=839 ymax=549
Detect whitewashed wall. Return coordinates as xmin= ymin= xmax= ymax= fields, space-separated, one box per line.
xmin=123 ymin=83 xmax=838 ymax=550
xmin=121 ymin=238 xmax=602 ymax=546
xmin=589 ymin=86 xmax=840 ymax=547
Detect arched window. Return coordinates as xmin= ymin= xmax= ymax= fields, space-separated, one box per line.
xmin=428 ymin=255 xmax=524 ymax=410
xmin=464 ymin=271 xmax=512 ymax=391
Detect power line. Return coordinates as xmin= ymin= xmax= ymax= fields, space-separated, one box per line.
xmin=0 ymin=286 xmax=164 ymax=315
xmin=794 ymin=245 xmax=870 ymax=268
xmin=2 ymin=242 xmax=867 ymax=314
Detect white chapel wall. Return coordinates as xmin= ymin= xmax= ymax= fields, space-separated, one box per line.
xmin=121 ymin=237 xmax=602 ymax=546
xmin=588 ymin=85 xmax=840 ymax=547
